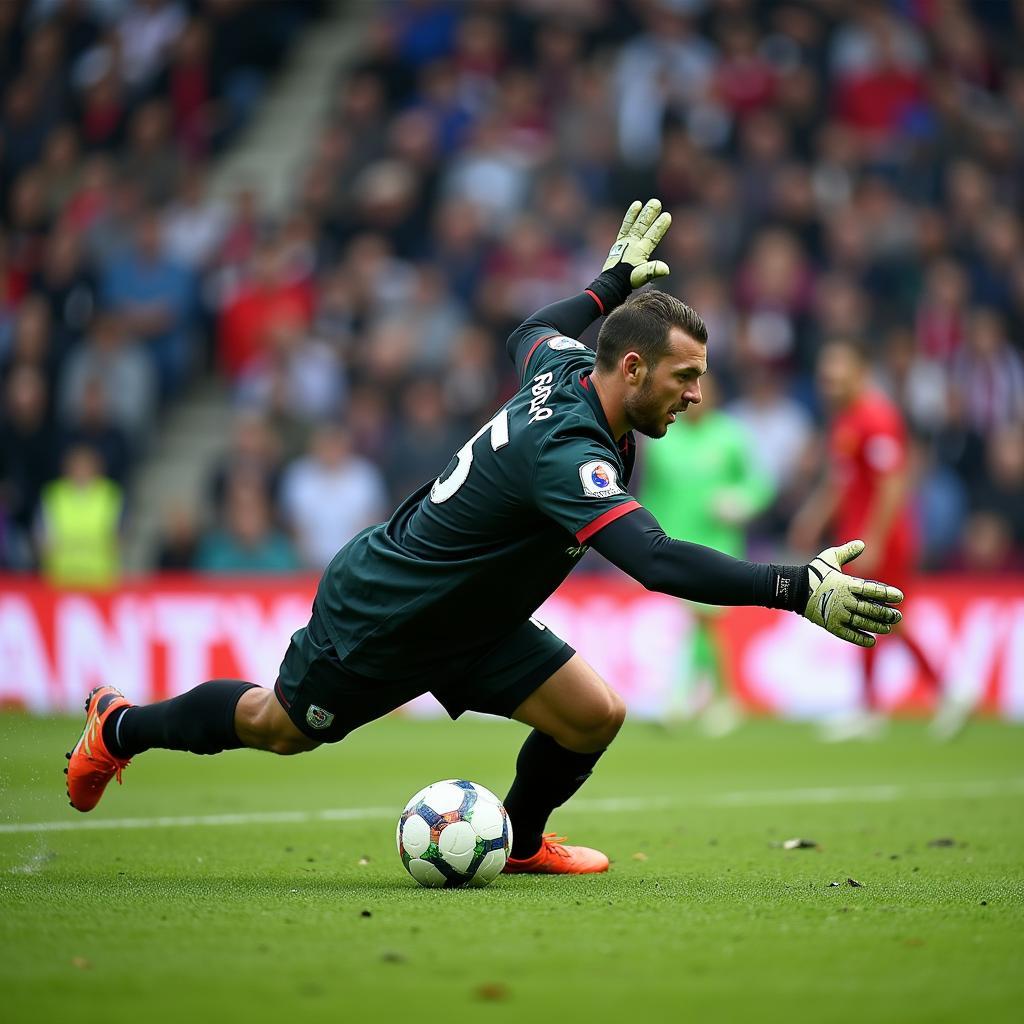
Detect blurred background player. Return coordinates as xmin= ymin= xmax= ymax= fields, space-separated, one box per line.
xmin=639 ymin=376 xmax=773 ymax=734
xmin=790 ymin=339 xmax=965 ymax=740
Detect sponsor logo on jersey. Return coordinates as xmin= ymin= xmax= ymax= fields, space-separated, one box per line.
xmin=579 ymin=460 xmax=623 ymax=497
xmin=565 ymin=544 xmax=589 ymax=559
xmin=528 ymin=371 xmax=555 ymax=423
xmin=306 ymin=705 xmax=335 ymax=730
xmin=547 ymin=337 xmax=587 ymax=352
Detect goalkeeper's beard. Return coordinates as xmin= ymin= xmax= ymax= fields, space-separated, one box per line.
xmin=625 ymin=375 xmax=674 ymax=439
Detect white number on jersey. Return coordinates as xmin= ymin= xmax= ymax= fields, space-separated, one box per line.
xmin=429 ymin=408 xmax=510 ymax=504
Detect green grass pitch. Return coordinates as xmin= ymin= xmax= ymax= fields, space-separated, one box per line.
xmin=2 ymin=713 xmax=1022 ymax=1023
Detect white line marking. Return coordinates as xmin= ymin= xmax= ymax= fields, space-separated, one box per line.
xmin=3 ymin=779 xmax=1023 ymax=836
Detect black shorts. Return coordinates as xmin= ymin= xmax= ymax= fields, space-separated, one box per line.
xmin=274 ymin=607 xmax=574 ymax=742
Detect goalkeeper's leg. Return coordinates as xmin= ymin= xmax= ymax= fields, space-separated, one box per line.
xmin=502 ymin=655 xmax=624 ymax=874
xmin=66 ymin=683 xmax=319 ymax=812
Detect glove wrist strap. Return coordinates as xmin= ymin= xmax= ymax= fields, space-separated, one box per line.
xmin=587 ymin=265 xmax=633 ymax=315
xmin=765 ymin=563 xmax=810 ymax=613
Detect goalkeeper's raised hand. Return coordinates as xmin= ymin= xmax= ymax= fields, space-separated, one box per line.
xmin=603 ymin=198 xmax=672 ymax=289
xmin=803 ymin=540 xmax=904 ymax=648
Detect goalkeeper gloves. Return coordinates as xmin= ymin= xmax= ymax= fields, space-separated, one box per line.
xmin=802 ymin=540 xmax=903 ymax=648
xmin=603 ymin=198 xmax=672 ymax=288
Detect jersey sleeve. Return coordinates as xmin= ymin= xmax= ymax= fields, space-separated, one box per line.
xmin=506 ymin=290 xmax=605 ymax=384
xmin=532 ymin=430 xmax=641 ymax=543
xmin=518 ymin=333 xmax=595 ymax=386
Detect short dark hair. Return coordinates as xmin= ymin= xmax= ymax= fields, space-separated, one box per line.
xmin=595 ymin=290 xmax=707 ymax=372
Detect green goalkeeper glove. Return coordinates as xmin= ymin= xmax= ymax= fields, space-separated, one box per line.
xmin=603 ymin=198 xmax=672 ymax=288
xmin=803 ymin=540 xmax=904 ymax=648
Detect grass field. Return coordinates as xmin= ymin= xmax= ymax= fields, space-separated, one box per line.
xmin=1 ymin=713 xmax=1022 ymax=1023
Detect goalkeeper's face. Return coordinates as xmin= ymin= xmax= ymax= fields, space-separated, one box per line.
xmin=624 ymin=327 xmax=707 ymax=439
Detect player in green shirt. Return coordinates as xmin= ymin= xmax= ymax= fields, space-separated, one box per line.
xmin=66 ymin=201 xmax=904 ymax=876
xmin=639 ymin=379 xmax=774 ymax=731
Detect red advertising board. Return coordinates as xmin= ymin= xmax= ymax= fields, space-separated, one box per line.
xmin=1 ymin=575 xmax=1021 ymax=719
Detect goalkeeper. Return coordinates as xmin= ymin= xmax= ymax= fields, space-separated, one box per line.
xmin=65 ymin=200 xmax=903 ymax=877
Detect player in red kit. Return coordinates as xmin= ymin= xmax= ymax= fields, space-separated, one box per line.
xmin=791 ymin=339 xmax=964 ymax=740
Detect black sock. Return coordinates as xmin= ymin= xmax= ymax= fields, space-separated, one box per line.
xmin=103 ymin=680 xmax=257 ymax=759
xmin=503 ymin=729 xmax=605 ymax=859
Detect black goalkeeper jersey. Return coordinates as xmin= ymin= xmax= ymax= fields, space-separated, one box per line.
xmin=315 ymin=313 xmax=639 ymax=679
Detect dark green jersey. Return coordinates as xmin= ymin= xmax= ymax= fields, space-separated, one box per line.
xmin=316 ymin=315 xmax=640 ymax=678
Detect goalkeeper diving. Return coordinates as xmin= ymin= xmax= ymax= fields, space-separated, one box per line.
xmin=65 ymin=199 xmax=903 ymax=875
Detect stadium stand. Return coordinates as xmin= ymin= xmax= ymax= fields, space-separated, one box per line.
xmin=1 ymin=0 xmax=1022 ymax=578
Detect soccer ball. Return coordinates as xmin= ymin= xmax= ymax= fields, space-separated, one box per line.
xmin=397 ymin=779 xmax=513 ymax=888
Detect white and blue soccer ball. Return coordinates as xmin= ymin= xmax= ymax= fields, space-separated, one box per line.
xmin=397 ymin=779 xmax=512 ymax=888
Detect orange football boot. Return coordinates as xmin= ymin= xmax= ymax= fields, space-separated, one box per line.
xmin=503 ymin=833 xmax=610 ymax=874
xmin=65 ymin=686 xmax=132 ymax=812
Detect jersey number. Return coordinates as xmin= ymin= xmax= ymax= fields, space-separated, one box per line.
xmin=430 ymin=409 xmax=510 ymax=503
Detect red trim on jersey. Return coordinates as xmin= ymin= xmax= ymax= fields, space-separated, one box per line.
xmin=580 ymin=372 xmax=591 ymax=390
xmin=523 ymin=334 xmax=557 ymax=373
xmin=576 ymin=499 xmax=641 ymax=543
xmin=273 ymin=677 xmax=291 ymax=709
xmin=585 ymin=289 xmax=605 ymax=314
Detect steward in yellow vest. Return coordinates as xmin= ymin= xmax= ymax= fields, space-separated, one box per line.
xmin=40 ymin=445 xmax=123 ymax=589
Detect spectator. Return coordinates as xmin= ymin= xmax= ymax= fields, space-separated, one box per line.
xmin=118 ymin=0 xmax=186 ymax=92
xmin=207 ymin=411 xmax=283 ymax=523
xmin=59 ymin=310 xmax=157 ymax=437
xmin=726 ymin=361 xmax=813 ymax=524
xmin=443 ymin=323 xmax=499 ymax=428
xmin=614 ymin=5 xmax=717 ymax=167
xmin=0 ymin=364 xmax=57 ymax=566
xmin=155 ymin=502 xmax=200 ymax=571
xmin=122 ymin=100 xmax=182 ymax=207
xmin=954 ymin=510 xmax=1022 ymax=574
xmin=281 ymin=422 xmax=387 ymax=570
xmin=970 ymin=427 xmax=1024 ymax=554
xmin=217 ymin=239 xmax=314 ymax=379
xmin=952 ymin=308 xmax=1024 ymax=435
xmin=235 ymin=316 xmax=345 ymax=431
xmin=58 ymin=374 xmax=132 ymax=485
xmin=164 ymin=17 xmax=215 ymax=158
xmin=38 ymin=124 xmax=81 ymax=217
xmin=38 ymin=443 xmax=122 ymax=589
xmin=384 ymin=375 xmax=464 ymax=504
xmin=161 ymin=168 xmax=227 ymax=272
xmin=102 ymin=209 xmax=194 ymax=398
xmin=32 ymin=228 xmax=98 ymax=352
xmin=195 ymin=479 xmax=300 ymax=574
xmin=4 ymin=293 xmax=60 ymax=393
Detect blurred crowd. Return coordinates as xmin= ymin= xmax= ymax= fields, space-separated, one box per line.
xmin=2 ymin=0 xmax=1023 ymax=584
xmin=0 ymin=0 xmax=322 ymax=576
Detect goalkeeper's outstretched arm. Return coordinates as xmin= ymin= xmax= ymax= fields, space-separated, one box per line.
xmin=506 ymin=199 xmax=672 ymax=375
xmin=590 ymin=506 xmax=903 ymax=648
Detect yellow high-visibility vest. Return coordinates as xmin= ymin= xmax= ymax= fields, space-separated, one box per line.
xmin=41 ymin=478 xmax=122 ymax=589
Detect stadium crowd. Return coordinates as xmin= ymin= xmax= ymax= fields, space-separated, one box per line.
xmin=1 ymin=0 xmax=1023 ymax=583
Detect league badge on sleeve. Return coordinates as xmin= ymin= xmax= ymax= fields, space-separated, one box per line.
xmin=580 ymin=460 xmax=623 ymax=497
xmin=547 ymin=337 xmax=587 ymax=351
